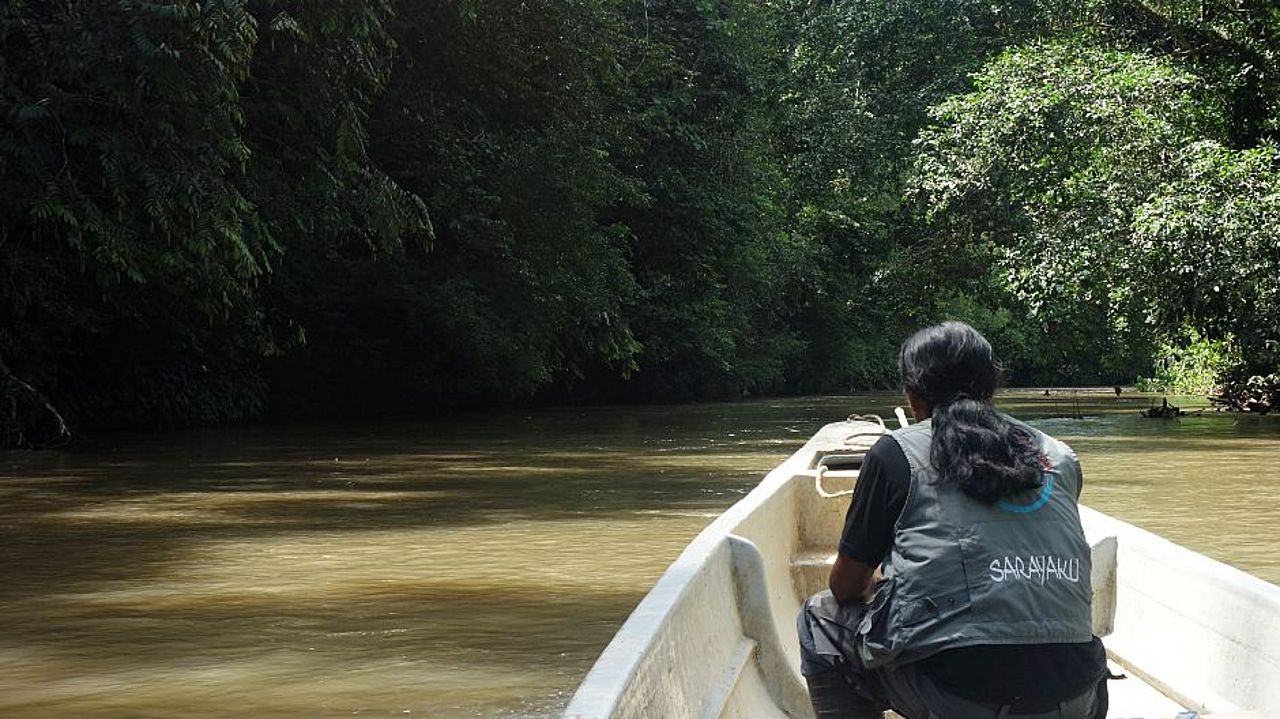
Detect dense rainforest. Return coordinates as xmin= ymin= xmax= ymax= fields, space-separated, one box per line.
xmin=1 ymin=0 xmax=1278 ymax=435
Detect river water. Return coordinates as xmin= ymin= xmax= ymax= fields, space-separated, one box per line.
xmin=1 ymin=391 xmax=1276 ymax=718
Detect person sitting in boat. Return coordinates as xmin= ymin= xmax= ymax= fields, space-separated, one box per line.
xmin=798 ymin=321 xmax=1108 ymax=718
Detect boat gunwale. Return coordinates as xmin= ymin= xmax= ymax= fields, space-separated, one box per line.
xmin=562 ymin=422 xmax=850 ymax=718
xmin=1080 ymin=505 xmax=1280 ymax=715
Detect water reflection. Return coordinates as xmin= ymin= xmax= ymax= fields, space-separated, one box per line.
xmin=0 ymin=392 xmax=1276 ymax=717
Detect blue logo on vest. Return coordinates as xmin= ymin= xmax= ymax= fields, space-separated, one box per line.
xmin=997 ymin=474 xmax=1054 ymax=513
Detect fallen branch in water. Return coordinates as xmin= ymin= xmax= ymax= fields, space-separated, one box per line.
xmin=1209 ymin=373 xmax=1278 ymax=415
xmin=1142 ymin=397 xmax=1187 ymax=419
xmin=0 ymin=356 xmax=71 ymax=449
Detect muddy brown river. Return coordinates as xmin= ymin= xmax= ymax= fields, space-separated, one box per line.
xmin=1 ymin=391 xmax=1276 ymax=717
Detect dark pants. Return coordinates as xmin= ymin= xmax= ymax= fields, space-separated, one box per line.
xmin=797 ymin=591 xmax=1108 ymax=719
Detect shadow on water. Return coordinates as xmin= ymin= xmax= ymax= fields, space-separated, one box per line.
xmin=1 ymin=577 xmax=641 ymax=673
xmin=1 ymin=392 xmax=1274 ymax=601
xmin=0 ymin=400 xmax=832 ymax=717
xmin=0 ymin=443 xmax=790 ymax=601
xmin=0 ymin=400 xmax=817 ymax=560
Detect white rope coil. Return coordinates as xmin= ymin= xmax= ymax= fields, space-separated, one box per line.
xmin=815 ymin=409 xmax=909 ymax=499
xmin=814 ymin=464 xmax=855 ymax=498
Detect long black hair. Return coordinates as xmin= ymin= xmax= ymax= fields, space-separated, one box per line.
xmin=899 ymin=321 xmax=1043 ymax=504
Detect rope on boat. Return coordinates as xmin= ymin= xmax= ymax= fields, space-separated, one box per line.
xmin=814 ymin=464 xmax=855 ymax=498
xmin=818 ymin=410 xmax=909 ymax=498
xmin=814 ymin=448 xmax=869 ymax=498
xmin=845 ymin=413 xmax=885 ymax=429
xmin=843 ymin=414 xmax=887 ymax=447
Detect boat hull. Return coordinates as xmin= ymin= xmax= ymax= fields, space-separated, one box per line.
xmin=564 ymin=420 xmax=1279 ymax=718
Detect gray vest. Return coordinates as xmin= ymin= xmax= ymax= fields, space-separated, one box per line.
xmin=855 ymin=417 xmax=1093 ymax=668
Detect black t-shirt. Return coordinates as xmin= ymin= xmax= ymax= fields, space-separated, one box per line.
xmin=840 ymin=435 xmax=1102 ymax=710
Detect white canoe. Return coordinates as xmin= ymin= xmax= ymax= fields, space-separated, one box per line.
xmin=564 ymin=418 xmax=1279 ymax=719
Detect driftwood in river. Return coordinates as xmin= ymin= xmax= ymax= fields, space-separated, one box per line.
xmin=1210 ymin=374 xmax=1277 ymax=415
xmin=1142 ymin=397 xmax=1187 ymax=418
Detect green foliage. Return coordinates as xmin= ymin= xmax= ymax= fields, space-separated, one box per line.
xmin=311 ymin=0 xmax=646 ymax=411
xmin=1097 ymin=0 xmax=1280 ymax=145
xmin=0 ymin=1 xmax=271 ymax=425
xmin=1131 ymin=141 xmax=1280 ymax=373
xmin=913 ymin=42 xmax=1218 ymax=382
xmin=242 ymin=0 xmax=429 ymax=259
xmin=913 ymin=38 xmax=1279 ymax=387
xmin=932 ymin=290 xmax=1037 ymax=379
xmin=770 ymin=0 xmax=1081 ymax=391
xmin=605 ymin=0 xmax=802 ymax=398
xmin=1137 ymin=328 xmax=1238 ymax=394
xmin=3 ymin=0 xmax=1278 ymax=427
xmin=0 ymin=1 xmax=429 ymax=425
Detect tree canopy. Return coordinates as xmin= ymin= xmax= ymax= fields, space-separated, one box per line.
xmin=1 ymin=0 xmax=1277 ymax=429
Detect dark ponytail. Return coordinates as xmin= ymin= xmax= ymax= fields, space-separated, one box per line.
xmin=899 ymin=321 xmax=1043 ymax=504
